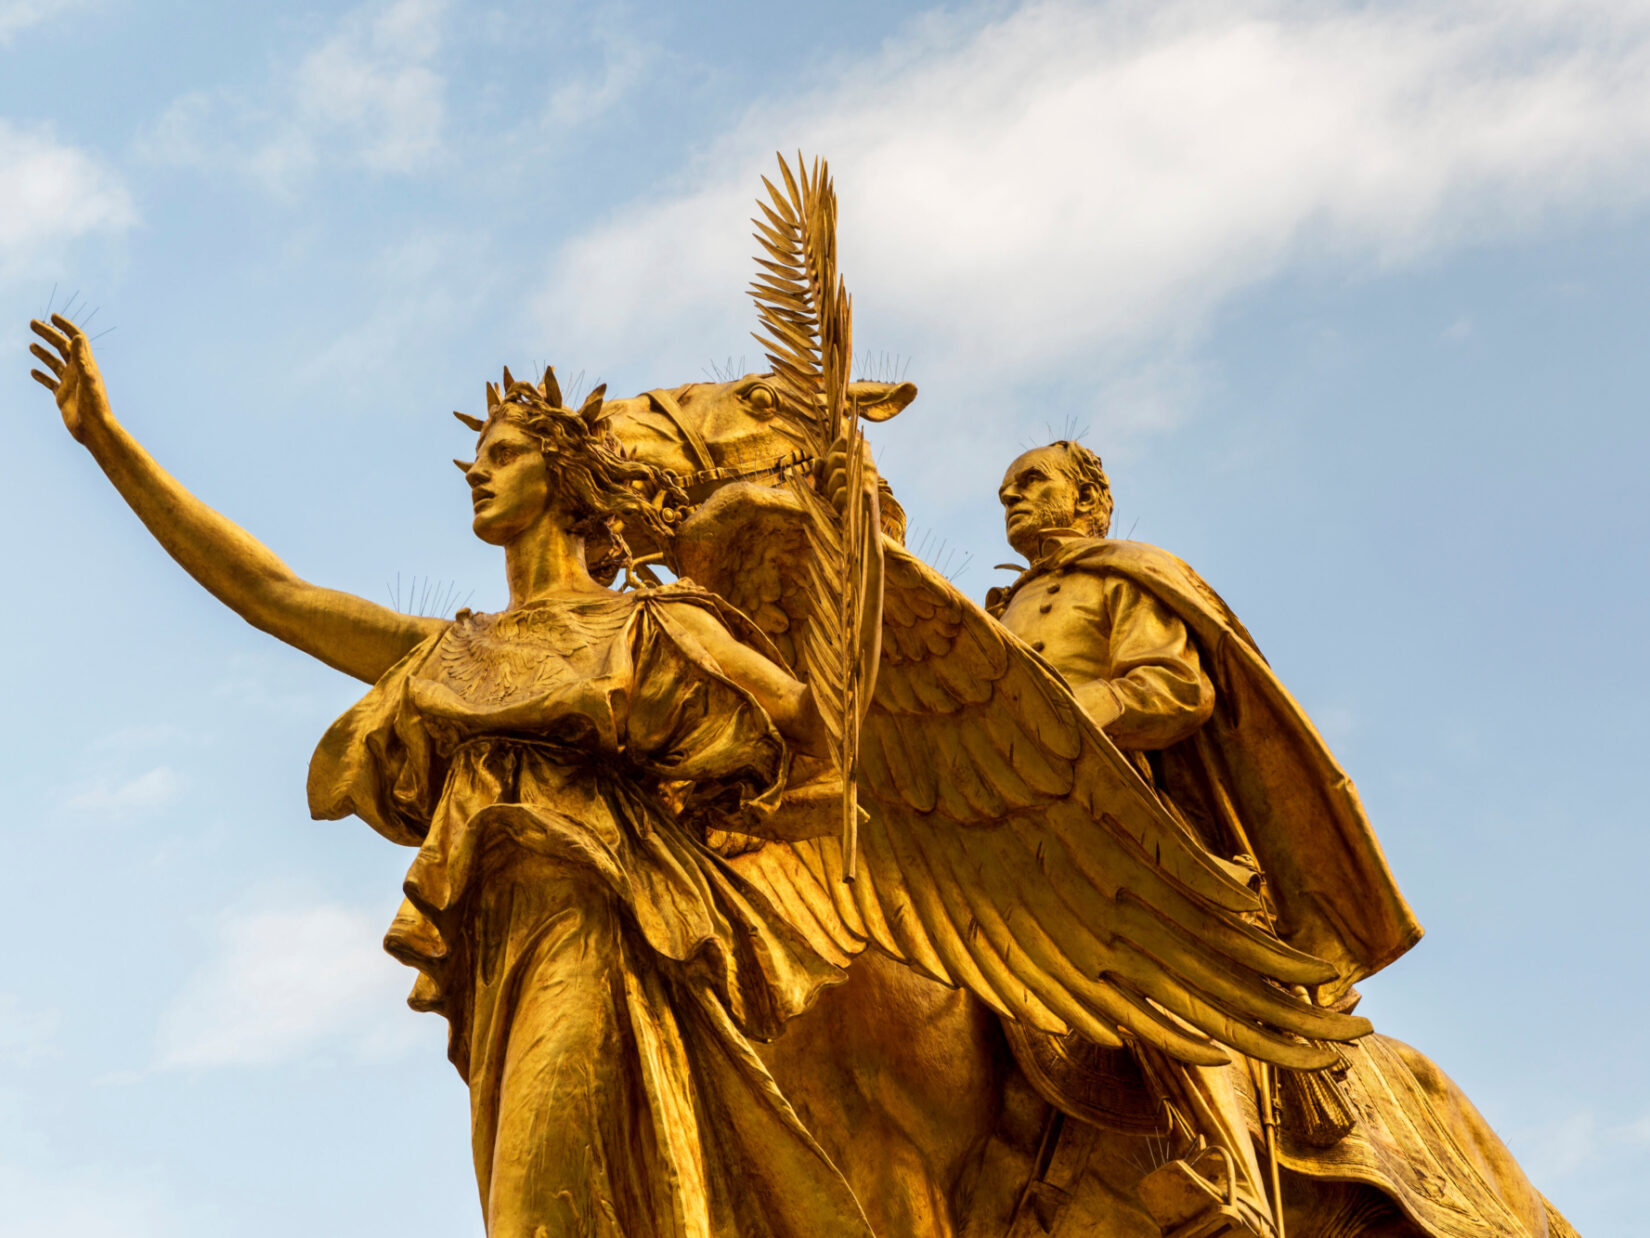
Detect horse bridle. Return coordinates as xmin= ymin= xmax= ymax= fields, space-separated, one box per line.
xmin=644 ymin=388 xmax=716 ymax=475
xmin=644 ymin=388 xmax=815 ymax=491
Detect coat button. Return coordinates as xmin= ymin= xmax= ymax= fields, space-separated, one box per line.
xmin=1039 ymin=602 xmax=1053 ymax=614
xmin=1048 ymin=583 xmax=1061 ymax=593
xmin=1032 ymin=640 xmax=1045 ymax=652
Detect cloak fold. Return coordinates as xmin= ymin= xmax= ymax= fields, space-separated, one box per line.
xmin=1032 ymin=539 xmax=1422 ymax=999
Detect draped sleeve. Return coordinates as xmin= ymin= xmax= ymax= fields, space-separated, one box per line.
xmin=307 ymin=629 xmax=450 ymax=846
xmin=622 ymin=588 xmax=790 ymax=828
xmin=1085 ymin=575 xmax=1216 ymax=751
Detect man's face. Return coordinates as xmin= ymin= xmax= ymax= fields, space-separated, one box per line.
xmin=998 ymin=446 xmax=1082 ymax=560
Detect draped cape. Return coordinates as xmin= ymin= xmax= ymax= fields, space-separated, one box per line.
xmin=1007 ymin=538 xmax=1424 ymax=1000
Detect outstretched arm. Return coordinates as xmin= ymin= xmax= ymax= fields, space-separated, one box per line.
xmin=29 ymin=315 xmax=444 ymax=683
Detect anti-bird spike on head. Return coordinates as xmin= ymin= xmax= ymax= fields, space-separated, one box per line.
xmin=453 ymin=411 xmax=485 ymax=432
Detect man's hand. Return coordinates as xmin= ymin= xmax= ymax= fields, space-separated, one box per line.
xmin=29 ymin=314 xmax=110 ymax=445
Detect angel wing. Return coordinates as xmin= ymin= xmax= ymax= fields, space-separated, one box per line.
xmin=675 ymin=501 xmax=1369 ymax=1071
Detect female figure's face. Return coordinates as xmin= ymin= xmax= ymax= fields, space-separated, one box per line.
xmin=466 ymin=420 xmax=552 ymax=545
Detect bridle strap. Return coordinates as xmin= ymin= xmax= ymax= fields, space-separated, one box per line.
xmin=645 ymin=388 xmax=715 ymax=475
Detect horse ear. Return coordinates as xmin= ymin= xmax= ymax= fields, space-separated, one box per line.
xmin=542 ymin=366 xmax=563 ymax=409
xmin=453 ymin=411 xmax=485 ymax=432
xmin=848 ymin=380 xmax=918 ymax=422
xmin=579 ymin=383 xmax=608 ymax=425
xmin=486 ymin=381 xmax=501 ymax=409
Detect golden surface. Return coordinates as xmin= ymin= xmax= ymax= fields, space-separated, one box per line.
xmin=25 ymin=155 xmax=1578 ymax=1238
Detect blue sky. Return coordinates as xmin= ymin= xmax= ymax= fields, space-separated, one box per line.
xmin=2 ymin=1 xmax=1647 ymax=1234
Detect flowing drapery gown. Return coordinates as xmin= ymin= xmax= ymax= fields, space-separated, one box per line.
xmin=307 ymin=584 xmax=873 ymax=1238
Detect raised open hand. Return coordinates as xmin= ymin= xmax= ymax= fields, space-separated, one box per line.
xmin=29 ymin=314 xmax=109 ymax=444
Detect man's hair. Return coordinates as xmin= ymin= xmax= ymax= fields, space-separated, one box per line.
xmin=1047 ymin=440 xmax=1113 ymax=537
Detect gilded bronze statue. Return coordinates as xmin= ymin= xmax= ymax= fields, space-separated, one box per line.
xmin=26 ymin=155 xmax=1580 ymax=1238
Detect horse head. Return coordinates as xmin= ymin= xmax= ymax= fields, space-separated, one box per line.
xmin=603 ymin=372 xmax=917 ymax=552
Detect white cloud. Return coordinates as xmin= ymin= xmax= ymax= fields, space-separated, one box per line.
xmin=0 ymin=995 xmax=59 ymax=1066
xmin=532 ymin=0 xmax=1650 ymax=419
xmin=1441 ymin=315 xmax=1475 ymax=343
xmin=65 ymin=766 xmax=182 ymax=816
xmin=545 ymin=26 xmax=655 ymax=131
xmin=0 ymin=120 xmax=134 ymax=273
xmin=1311 ymin=704 xmax=1359 ymax=744
xmin=1522 ymin=1110 xmax=1596 ymax=1182
xmin=0 ymin=1164 xmax=169 ymax=1238
xmin=295 ymin=228 xmax=499 ymax=392
xmin=137 ymin=0 xmax=447 ymax=190
xmin=208 ymin=651 xmax=330 ymax=717
xmin=137 ymin=89 xmax=237 ymax=173
xmin=156 ymin=902 xmax=419 ymax=1069
xmin=293 ymin=0 xmax=447 ymax=173
xmin=89 ymin=723 xmax=189 ymax=753
xmin=0 ymin=0 xmax=89 ymax=44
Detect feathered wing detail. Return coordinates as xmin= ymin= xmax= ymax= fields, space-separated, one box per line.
xmin=435 ymin=609 xmax=631 ymax=705
xmin=688 ymin=152 xmax=1369 ymax=1069
xmin=709 ymin=538 xmax=1372 ymax=1071
xmin=673 ymin=482 xmax=818 ymax=666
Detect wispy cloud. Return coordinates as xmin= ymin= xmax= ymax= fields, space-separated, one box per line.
xmin=1515 ymin=1106 xmax=1650 ymax=1188
xmin=156 ymin=902 xmax=419 ymax=1069
xmin=293 ymin=0 xmax=447 ymax=173
xmin=531 ymin=0 xmax=1650 ymax=428
xmin=0 ymin=0 xmax=91 ymax=45
xmin=0 ymin=119 xmax=134 ymax=275
xmin=0 ymin=995 xmax=59 ymax=1067
xmin=0 ymin=1163 xmax=169 ymax=1238
xmin=209 ymin=651 xmax=329 ymax=718
xmin=544 ymin=24 xmax=656 ymax=131
xmin=294 ymin=227 xmax=500 ymax=392
xmin=65 ymin=766 xmax=182 ymax=817
xmin=137 ymin=0 xmax=448 ymax=192
xmin=1524 ymin=1110 xmax=1597 ymax=1182
xmin=1310 ymin=705 xmax=1359 ymax=745
xmin=1441 ymin=316 xmax=1476 ymax=344
xmin=88 ymin=723 xmax=190 ymax=753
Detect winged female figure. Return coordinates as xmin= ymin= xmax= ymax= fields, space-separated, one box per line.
xmin=28 ymin=301 xmax=1367 ymax=1236
xmin=27 ymin=317 xmax=881 ymax=1237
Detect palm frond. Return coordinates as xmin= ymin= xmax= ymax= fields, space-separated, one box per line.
xmin=748 ymin=153 xmax=868 ymax=877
